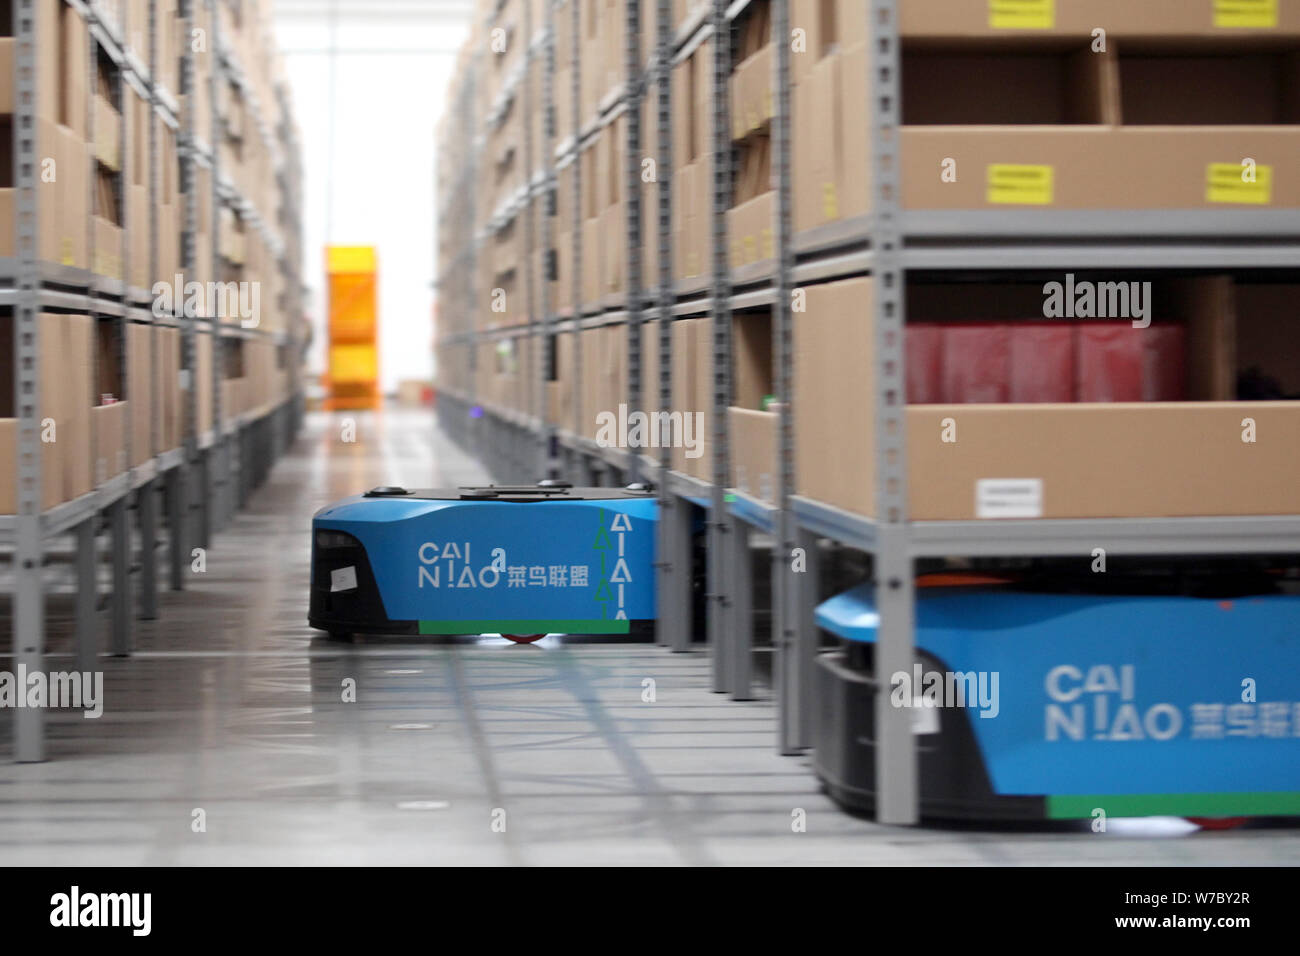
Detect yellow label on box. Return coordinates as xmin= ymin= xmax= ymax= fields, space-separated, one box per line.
xmin=989 ymin=0 xmax=1054 ymax=29
xmin=987 ymin=164 xmax=1054 ymax=205
xmin=1214 ymin=0 xmax=1277 ymax=28
xmin=1207 ymin=162 xmax=1273 ymax=204
xmin=821 ymin=182 xmax=839 ymax=220
xmin=60 ymin=238 xmax=75 ymax=266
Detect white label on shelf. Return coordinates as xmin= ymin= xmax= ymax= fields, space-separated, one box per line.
xmin=975 ymin=478 xmax=1043 ymax=519
xmin=330 ymin=566 xmax=358 ymax=593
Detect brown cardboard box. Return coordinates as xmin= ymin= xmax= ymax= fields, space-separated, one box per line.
xmin=196 ymin=333 xmax=214 ymax=436
xmin=791 ymin=0 xmax=834 ymax=85
xmin=36 ymin=0 xmax=89 ymax=136
xmin=836 ymin=43 xmax=871 ymax=218
xmin=63 ymin=315 xmax=94 ymax=500
xmin=729 ymin=407 xmax=777 ymax=502
xmin=93 ymin=95 xmax=122 ymax=172
xmin=128 ymin=323 xmax=154 ymax=466
xmin=92 ymin=401 xmax=129 ymax=485
xmin=672 ymin=54 xmax=695 ymax=170
xmin=898 ymin=0 xmax=1300 ymax=39
xmin=900 ymin=127 xmax=1300 ymax=210
xmin=793 ymin=53 xmax=841 ymax=233
xmin=692 ymin=41 xmax=712 ymax=173
xmin=582 ymin=217 xmax=604 ymax=307
xmin=601 ymin=202 xmax=625 ymax=295
xmin=726 ymin=191 xmax=775 ymax=268
xmin=688 ymin=316 xmax=714 ymax=480
xmin=0 ymin=37 xmax=13 ymax=114
xmin=794 ymin=276 xmax=875 ymax=512
xmin=154 ymin=327 xmax=179 ymax=451
xmin=732 ymin=309 xmax=773 ymax=408
xmin=0 ymin=313 xmax=69 ymax=512
xmin=92 ymin=217 xmax=125 ymax=281
xmin=670 ymin=318 xmax=696 ymax=473
xmin=907 ymin=403 xmax=1300 ymax=520
xmin=2 ymin=120 xmax=91 ymax=267
xmin=731 ymin=44 xmax=774 ymax=141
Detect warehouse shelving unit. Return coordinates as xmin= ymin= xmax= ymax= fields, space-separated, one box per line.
xmin=4 ymin=0 xmax=305 ymax=761
xmin=435 ymin=0 xmax=1300 ymax=824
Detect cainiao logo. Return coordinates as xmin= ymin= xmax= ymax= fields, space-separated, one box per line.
xmin=50 ymin=886 xmax=151 ymax=936
xmin=1044 ymin=664 xmax=1182 ymax=742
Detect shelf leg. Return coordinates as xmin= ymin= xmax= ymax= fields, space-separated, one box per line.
xmin=138 ymin=478 xmax=158 ymax=621
xmin=110 ymin=497 xmax=132 ymax=657
xmin=75 ymin=517 xmax=98 ymax=674
xmin=167 ymin=464 xmax=186 ymax=592
xmin=729 ymin=517 xmax=754 ymax=700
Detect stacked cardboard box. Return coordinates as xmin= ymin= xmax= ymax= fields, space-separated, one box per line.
xmin=795 ymin=275 xmax=1300 ymax=519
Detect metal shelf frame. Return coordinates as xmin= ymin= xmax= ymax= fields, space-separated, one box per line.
xmin=6 ymin=0 xmax=306 ymax=762
xmin=433 ymin=0 xmax=1300 ymax=826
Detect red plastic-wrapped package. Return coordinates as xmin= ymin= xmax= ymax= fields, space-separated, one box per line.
xmin=905 ymin=324 xmax=945 ymax=403
xmin=1076 ymin=323 xmax=1187 ymax=402
xmin=942 ymin=323 xmax=1010 ymax=403
xmin=1075 ymin=323 xmax=1143 ymax=402
xmin=1009 ymin=322 xmax=1075 ymax=403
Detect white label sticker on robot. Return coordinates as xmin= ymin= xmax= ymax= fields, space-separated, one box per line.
xmin=975 ymin=479 xmax=1043 ymax=519
xmin=331 ymin=566 xmax=358 ymax=592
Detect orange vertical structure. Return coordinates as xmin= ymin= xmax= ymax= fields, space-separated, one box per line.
xmin=325 ymin=246 xmax=380 ymax=410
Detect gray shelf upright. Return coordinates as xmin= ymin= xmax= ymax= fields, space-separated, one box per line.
xmin=569 ymin=0 xmax=584 ymax=483
xmin=178 ymin=0 xmax=200 ymax=590
xmin=13 ymin=0 xmax=45 ymax=762
xmin=624 ymin=0 xmax=644 ymax=488
xmin=864 ymin=0 xmax=918 ymax=825
xmin=771 ymin=0 xmax=814 ymax=752
xmin=707 ymin=0 xmax=735 ymax=696
xmin=655 ymin=0 xmax=691 ymax=654
xmin=540 ymin=0 xmax=558 ymax=481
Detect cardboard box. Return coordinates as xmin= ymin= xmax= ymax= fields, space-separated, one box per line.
xmin=92 ymin=217 xmax=124 ymax=281
xmin=196 ymin=333 xmax=214 ymax=436
xmin=726 ymin=191 xmax=775 ymax=268
xmin=128 ymin=323 xmax=154 ymax=466
xmin=897 ymin=0 xmax=1300 ymax=39
xmin=582 ymin=217 xmax=604 ymax=306
xmin=670 ymin=318 xmax=697 ymax=473
xmin=92 ymin=401 xmax=129 ymax=485
xmin=93 ymin=95 xmax=122 ymax=172
xmin=731 ymin=43 xmax=774 ymax=141
xmin=791 ymin=0 xmax=834 ymax=85
xmin=901 ymin=128 xmax=1300 ymax=210
xmin=36 ymin=0 xmax=90 ymax=136
xmin=729 ymin=407 xmax=777 ymax=502
xmin=794 ymin=276 xmax=875 ymax=512
xmin=907 ymin=403 xmax=1300 ymax=520
xmin=732 ymin=309 xmax=773 ymax=408
xmin=688 ymin=316 xmax=714 ymax=480
xmin=63 ymin=315 xmax=94 ymax=500
xmin=794 ymin=52 xmax=841 ymax=232
xmin=0 ymin=313 xmax=70 ymax=512
xmin=1 ymin=120 xmax=91 ymax=267
xmin=836 ymin=43 xmax=871 ymax=219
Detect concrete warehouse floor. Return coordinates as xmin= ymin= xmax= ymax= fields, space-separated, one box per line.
xmin=1 ymin=409 xmax=1297 ymax=865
